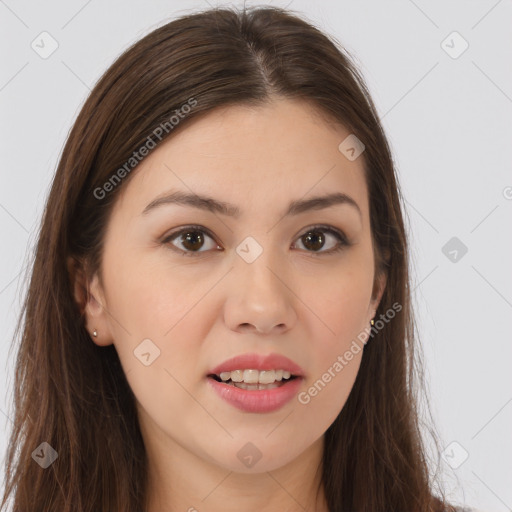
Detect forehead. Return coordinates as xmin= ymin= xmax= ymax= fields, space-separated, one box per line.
xmin=113 ymin=98 xmax=369 ymax=222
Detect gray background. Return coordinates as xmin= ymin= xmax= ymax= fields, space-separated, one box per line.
xmin=1 ymin=1 xmax=511 ymax=511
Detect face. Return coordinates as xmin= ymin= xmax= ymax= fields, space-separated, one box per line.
xmin=77 ymin=98 xmax=385 ymax=476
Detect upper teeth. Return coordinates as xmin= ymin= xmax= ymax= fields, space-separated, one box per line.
xmin=218 ymin=369 xmax=292 ymax=384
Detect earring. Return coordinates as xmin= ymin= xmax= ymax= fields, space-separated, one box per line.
xmin=370 ymin=318 xmax=375 ymax=326
xmin=93 ymin=329 xmax=98 ymax=337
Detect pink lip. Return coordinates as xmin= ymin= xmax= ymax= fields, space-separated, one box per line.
xmin=207 ymin=376 xmax=303 ymax=413
xmin=208 ymin=352 xmax=305 ymax=377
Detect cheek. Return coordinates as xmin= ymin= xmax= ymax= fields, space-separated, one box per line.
xmin=294 ymin=261 xmax=371 ymax=419
xmin=103 ymin=260 xmax=221 ymax=406
xmin=298 ymin=349 xmax=362 ymax=427
xmin=107 ymin=269 xmax=212 ymax=432
xmin=305 ymin=263 xmax=374 ymax=344
xmin=104 ymin=245 xmax=205 ymax=335
xmin=298 ymin=286 xmax=366 ymax=425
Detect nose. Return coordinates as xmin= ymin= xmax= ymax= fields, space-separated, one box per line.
xmin=223 ymin=252 xmax=297 ymax=335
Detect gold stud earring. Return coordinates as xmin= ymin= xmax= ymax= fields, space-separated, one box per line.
xmin=370 ymin=319 xmax=375 ymax=326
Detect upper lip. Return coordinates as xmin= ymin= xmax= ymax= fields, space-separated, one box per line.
xmin=208 ymin=352 xmax=305 ymax=378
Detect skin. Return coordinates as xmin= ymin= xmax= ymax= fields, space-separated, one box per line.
xmin=72 ymin=98 xmax=386 ymax=512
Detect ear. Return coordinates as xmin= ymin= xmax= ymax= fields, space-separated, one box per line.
xmin=369 ymin=270 xmax=387 ymax=320
xmin=67 ymin=256 xmax=114 ymax=347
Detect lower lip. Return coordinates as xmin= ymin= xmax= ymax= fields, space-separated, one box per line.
xmin=207 ymin=376 xmax=303 ymax=413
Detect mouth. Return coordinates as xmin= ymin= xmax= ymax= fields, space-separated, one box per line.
xmin=206 ymin=353 xmax=306 ymax=412
xmin=206 ymin=370 xmax=304 ymax=413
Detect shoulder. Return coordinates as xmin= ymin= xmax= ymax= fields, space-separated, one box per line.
xmin=453 ymin=507 xmax=483 ymax=512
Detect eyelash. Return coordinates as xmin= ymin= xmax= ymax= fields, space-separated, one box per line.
xmin=161 ymin=224 xmax=350 ymax=258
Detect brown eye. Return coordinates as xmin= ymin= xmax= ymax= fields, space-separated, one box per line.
xmin=294 ymin=226 xmax=349 ymax=255
xmin=179 ymin=231 xmax=205 ymax=251
xmin=162 ymin=226 xmax=220 ymax=256
xmin=301 ymin=230 xmax=326 ymax=251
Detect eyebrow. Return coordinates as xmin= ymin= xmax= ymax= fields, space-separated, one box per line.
xmin=142 ymin=190 xmax=362 ymax=220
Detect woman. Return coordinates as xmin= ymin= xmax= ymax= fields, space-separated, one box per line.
xmin=1 ymin=5 xmax=475 ymax=512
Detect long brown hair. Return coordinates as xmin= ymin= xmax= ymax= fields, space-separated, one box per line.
xmin=2 ymin=5 xmax=454 ymax=511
